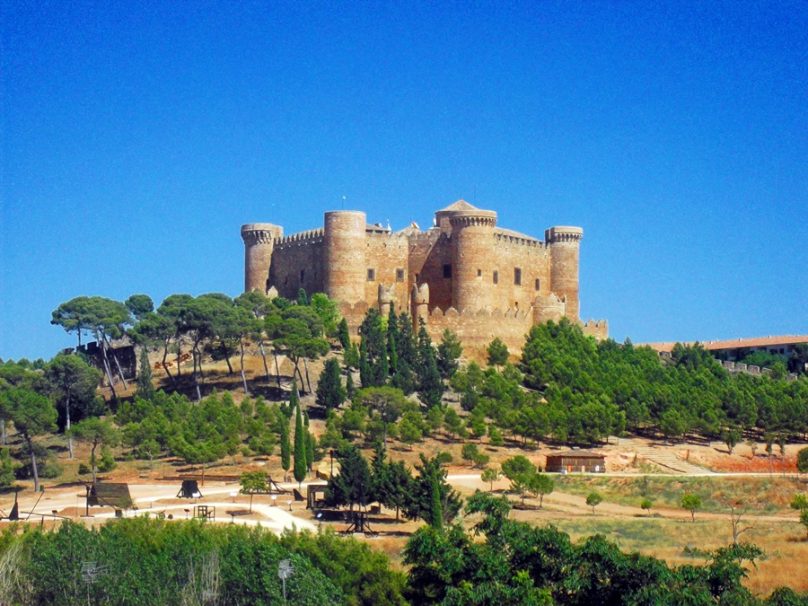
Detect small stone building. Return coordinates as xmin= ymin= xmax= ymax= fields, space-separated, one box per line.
xmin=545 ymin=450 xmax=606 ymax=473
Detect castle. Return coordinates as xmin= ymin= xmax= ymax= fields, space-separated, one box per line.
xmin=241 ymin=201 xmax=607 ymax=357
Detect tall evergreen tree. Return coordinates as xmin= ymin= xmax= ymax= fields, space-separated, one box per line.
xmin=136 ymin=348 xmax=155 ymax=399
xmin=280 ymin=408 xmax=291 ymax=474
xmin=293 ymin=385 xmax=307 ymax=487
xmin=415 ymin=320 xmax=443 ymax=407
xmin=386 ymin=306 xmax=399 ymax=376
xmin=316 ymin=358 xmax=346 ymax=410
xmin=397 ymin=313 xmax=417 ymax=368
xmin=358 ymin=309 xmax=388 ymax=387
xmin=337 ymin=317 xmax=351 ymax=350
xmin=436 ymin=329 xmax=463 ymax=379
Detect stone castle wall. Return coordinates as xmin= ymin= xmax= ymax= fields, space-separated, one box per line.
xmin=242 ymin=200 xmax=607 ymax=358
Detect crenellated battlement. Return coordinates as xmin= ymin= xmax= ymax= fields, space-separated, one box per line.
xmin=242 ymin=199 xmax=605 ymax=353
xmin=494 ymin=230 xmax=546 ymax=249
xmin=545 ymin=226 xmax=583 ymax=243
xmin=275 ymin=228 xmax=325 ymax=248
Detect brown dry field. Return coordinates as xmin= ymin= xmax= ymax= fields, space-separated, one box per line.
xmin=11 ymin=349 xmax=807 ymax=598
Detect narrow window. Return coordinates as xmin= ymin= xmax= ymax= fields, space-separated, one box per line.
xmin=535 ymin=278 xmax=541 ymax=291
xmin=396 ymin=268 xmax=404 ymax=282
xmin=514 ymin=267 xmax=521 ymax=286
xmin=477 ymin=268 xmax=482 ymax=277
xmin=443 ymin=264 xmax=452 ymax=278
xmin=493 ymin=271 xmax=499 ymax=284
xmin=299 ymin=269 xmax=305 ymax=283
xmin=367 ymin=268 xmax=375 ymax=281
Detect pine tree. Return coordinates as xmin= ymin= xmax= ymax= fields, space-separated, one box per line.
xmin=293 ymin=388 xmax=307 ymax=487
xmin=316 ymin=358 xmax=346 ymax=410
xmin=415 ymin=320 xmax=443 ymax=407
xmin=436 ymin=329 xmax=463 ymax=379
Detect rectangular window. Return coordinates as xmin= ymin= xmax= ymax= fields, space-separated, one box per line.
xmin=396 ymin=268 xmax=404 ymax=282
xmin=477 ymin=268 xmax=482 ymax=277
xmin=299 ymin=269 xmax=305 ymax=283
xmin=443 ymin=264 xmax=452 ymax=278
xmin=367 ymin=268 xmax=375 ymax=281
xmin=535 ymin=278 xmax=541 ymax=290
xmin=514 ymin=268 xmax=522 ymax=286
xmin=493 ymin=271 xmax=499 ymax=284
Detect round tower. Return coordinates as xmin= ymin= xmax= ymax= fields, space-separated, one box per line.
xmin=241 ymin=223 xmax=283 ymax=293
xmin=323 ymin=211 xmax=367 ymax=304
xmin=411 ymin=283 xmax=430 ymax=326
xmin=449 ymin=208 xmax=497 ymax=312
xmin=545 ymin=226 xmax=583 ymax=321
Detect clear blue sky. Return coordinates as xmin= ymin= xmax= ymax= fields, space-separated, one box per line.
xmin=2 ymin=1 xmax=806 ymax=360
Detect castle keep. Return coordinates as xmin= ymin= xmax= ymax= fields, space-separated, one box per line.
xmin=242 ymin=201 xmax=607 ymax=357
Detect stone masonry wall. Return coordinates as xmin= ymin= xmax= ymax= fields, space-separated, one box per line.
xmin=270 ymin=231 xmax=325 ymax=299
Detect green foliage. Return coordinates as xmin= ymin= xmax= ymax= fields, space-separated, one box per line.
xmin=293 ymin=390 xmax=307 ymax=486
xmin=461 ymin=443 xmax=489 ymax=468
xmin=681 ymin=492 xmax=702 ymax=521
xmin=481 ymin=467 xmax=499 ymax=491
xmin=337 ymin=317 xmax=351 ymax=350
xmin=43 ymin=353 xmax=103 ymax=431
xmin=436 ymin=329 xmax=463 ymax=379
xmin=585 ymin=491 xmax=603 ymax=514
xmin=518 ymin=319 xmax=808 ymax=442
xmin=404 ymin=490 xmax=774 ymax=605
xmin=309 ymin=293 xmax=340 ymax=337
xmin=0 ymin=519 xmax=344 ymax=606
xmin=797 ymin=447 xmax=808 ymax=473
xmin=124 ymin=294 xmax=154 ymax=320
xmin=0 ymin=448 xmax=17 ymax=487
xmin=136 ymin=348 xmax=154 ymax=399
xmin=501 ymin=455 xmax=535 ymax=482
xmin=415 ymin=321 xmax=443 ymax=407
xmin=0 ymin=386 xmax=57 ymax=491
xmin=487 ymin=337 xmax=509 ymax=366
xmin=358 ymin=309 xmax=388 ymax=387
xmin=316 ymin=358 xmax=346 ymax=410
xmin=327 ymin=444 xmax=373 ymax=509
xmin=278 ymin=527 xmax=407 ymax=606
xmin=404 ymin=454 xmax=462 ymax=526
xmin=280 ymin=409 xmax=291 ymax=472
xmin=640 ymin=498 xmax=653 ymax=514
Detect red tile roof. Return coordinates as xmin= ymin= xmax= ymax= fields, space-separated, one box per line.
xmin=641 ymin=335 xmax=808 ymax=353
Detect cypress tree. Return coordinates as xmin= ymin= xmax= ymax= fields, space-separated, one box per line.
xmin=430 ymin=476 xmax=443 ymax=529
xmin=296 ymin=288 xmax=309 ymax=306
xmin=306 ymin=432 xmax=316 ymax=471
xmin=397 ymin=313 xmax=416 ymax=365
xmin=337 ymin=317 xmax=351 ymax=350
xmin=358 ymin=309 xmax=388 ymax=387
xmin=346 ymin=371 xmax=355 ymax=398
xmin=136 ymin=348 xmax=155 ymax=399
xmin=293 ymin=384 xmax=307 ymax=487
xmin=280 ymin=409 xmax=291 ymax=473
xmin=416 ymin=320 xmax=444 ymax=407
xmin=387 ymin=306 xmax=399 ymax=375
